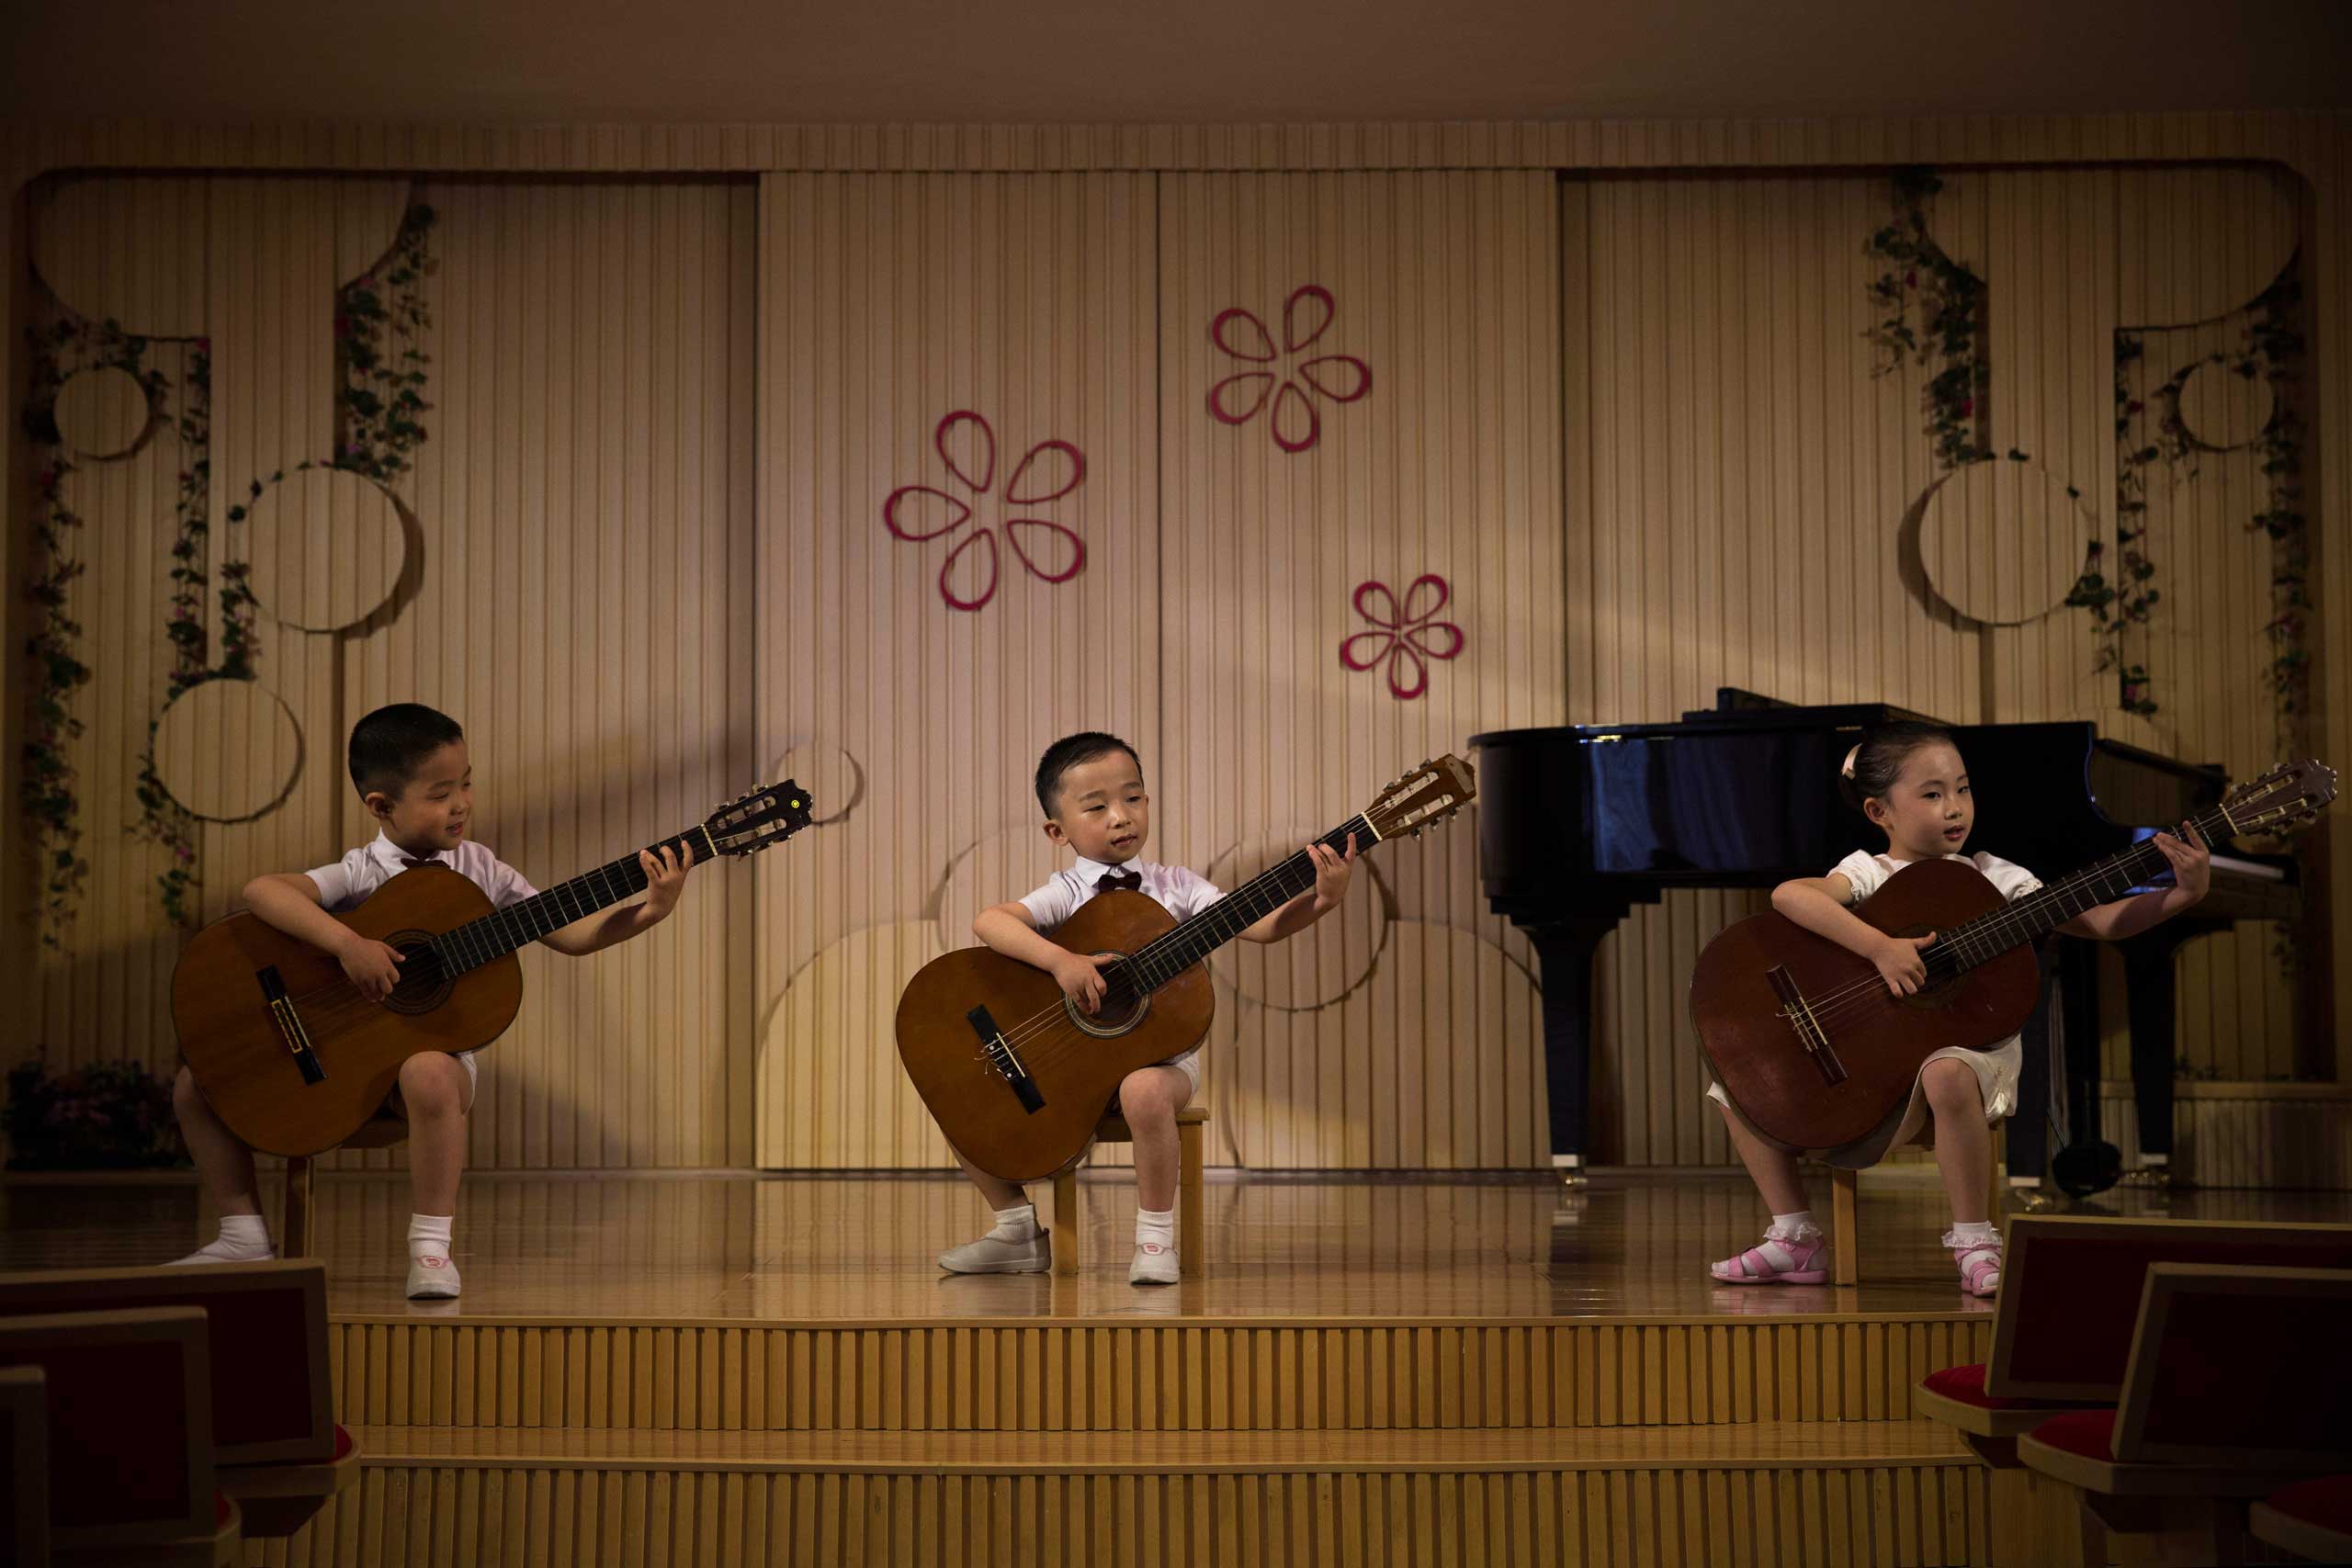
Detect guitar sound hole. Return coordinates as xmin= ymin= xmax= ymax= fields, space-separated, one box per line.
xmin=1888 ymin=922 xmax=1965 ymax=1010
xmin=1065 ymin=949 xmax=1150 ymax=1038
xmin=381 ymin=931 xmax=458 ymax=1016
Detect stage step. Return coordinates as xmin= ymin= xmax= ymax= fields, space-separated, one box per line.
xmin=329 ymin=1312 xmax=1993 ymax=1434
xmin=260 ymin=1420 xmax=1988 ymax=1567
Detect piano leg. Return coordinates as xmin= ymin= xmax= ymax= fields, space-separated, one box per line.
xmin=1521 ymin=910 xmax=1629 ymax=1188
xmin=2007 ymin=943 xmax=2064 ymax=1190
xmin=2118 ymin=922 xmax=2219 ymax=1186
xmin=2049 ymin=937 xmax=2123 ymax=1198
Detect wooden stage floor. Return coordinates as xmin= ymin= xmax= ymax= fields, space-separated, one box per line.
xmin=6 ymin=1165 xmax=2341 ymax=1325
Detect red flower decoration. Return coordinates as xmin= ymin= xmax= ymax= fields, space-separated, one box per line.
xmin=1208 ymin=285 xmax=1373 ymax=454
xmin=883 ymin=411 xmax=1088 ymax=612
xmin=1340 ymin=575 xmax=1462 ymax=701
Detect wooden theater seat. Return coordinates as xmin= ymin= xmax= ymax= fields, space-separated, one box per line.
xmin=2 ymin=1365 xmax=49 ymax=1568
xmin=2251 ymin=1475 xmax=2352 ymax=1563
xmin=0 ymin=1260 xmax=356 ymax=1538
xmin=2017 ymin=1263 xmax=2352 ymax=1566
xmin=1913 ymin=1215 xmax=2352 ymax=1567
xmin=0 ymin=1306 xmax=242 ymax=1565
xmin=1051 ymin=1106 xmax=1208 ymax=1278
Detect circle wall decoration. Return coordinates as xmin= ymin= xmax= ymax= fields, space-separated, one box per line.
xmin=1917 ymin=458 xmax=2098 ymax=626
xmin=2176 ymin=360 xmax=2275 ymax=452
xmin=1204 ymin=832 xmax=1389 ymax=1010
xmin=52 ymin=366 xmax=152 ymax=458
xmin=150 ymin=678 xmax=302 ymax=822
xmin=768 ymin=743 xmax=864 ymax=828
xmin=240 ymin=466 xmax=408 ymax=632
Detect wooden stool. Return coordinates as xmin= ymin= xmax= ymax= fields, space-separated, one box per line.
xmin=1825 ymin=1126 xmax=2005 ymax=1286
xmin=1050 ymin=1107 xmax=1207 ymax=1278
xmin=280 ymin=1113 xmax=407 ymax=1259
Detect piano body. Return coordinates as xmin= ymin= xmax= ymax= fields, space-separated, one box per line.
xmin=1471 ymin=689 xmax=2302 ymax=1190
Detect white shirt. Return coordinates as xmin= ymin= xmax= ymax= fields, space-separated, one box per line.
xmin=1831 ymin=848 xmax=2043 ymax=907
xmin=306 ymin=830 xmax=539 ymax=915
xmin=1020 ymin=854 xmax=1223 ymax=1077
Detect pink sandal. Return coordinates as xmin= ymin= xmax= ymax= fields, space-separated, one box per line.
xmin=1710 ymin=1224 xmax=1829 ymax=1286
xmin=1946 ymin=1230 xmax=2003 ymax=1297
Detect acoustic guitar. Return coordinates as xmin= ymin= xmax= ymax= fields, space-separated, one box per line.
xmin=895 ymin=756 xmax=1477 ymax=1182
xmin=1689 ymin=759 xmax=2335 ymax=1154
xmin=172 ymin=781 xmax=815 ymax=1156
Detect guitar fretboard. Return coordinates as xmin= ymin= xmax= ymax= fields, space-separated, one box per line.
xmin=1106 ymin=815 xmax=1375 ymax=998
xmin=428 ymin=826 xmax=717 ymax=976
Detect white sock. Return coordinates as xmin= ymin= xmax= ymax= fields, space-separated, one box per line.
xmin=172 ymin=1212 xmax=274 ymax=1265
xmin=2139 ymin=1151 xmax=2169 ymax=1168
xmin=1135 ymin=1206 xmax=1175 ymax=1252
xmin=1948 ymin=1220 xmax=1997 ymax=1248
xmin=409 ymin=1213 xmax=454 ymax=1259
xmin=1755 ymin=1209 xmax=1819 ymax=1269
xmin=989 ymin=1203 xmax=1038 ymax=1244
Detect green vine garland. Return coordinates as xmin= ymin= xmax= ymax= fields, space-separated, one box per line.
xmin=1863 ymin=168 xmax=1989 ymax=471
xmin=19 ymin=201 xmax=437 ymax=938
xmin=18 ymin=320 xmax=167 ymax=946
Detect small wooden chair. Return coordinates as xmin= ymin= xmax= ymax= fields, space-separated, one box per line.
xmin=2252 ymin=1476 xmax=2352 ymax=1563
xmin=0 ymin=1306 xmax=243 ymax=1565
xmin=1 ymin=1365 xmax=48 ymax=1568
xmin=0 ymin=1260 xmax=357 ymax=1540
xmin=280 ymin=1111 xmax=408 ymax=1258
xmin=1822 ymin=1124 xmax=2006 ymax=1286
xmin=1050 ymin=1106 xmax=1207 ymax=1277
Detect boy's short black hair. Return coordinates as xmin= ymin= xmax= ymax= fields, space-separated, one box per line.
xmin=1035 ymin=731 xmax=1142 ymax=817
xmin=348 ymin=703 xmax=466 ymax=797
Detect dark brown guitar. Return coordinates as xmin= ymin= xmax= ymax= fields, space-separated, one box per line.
xmin=172 ymin=782 xmax=815 ymax=1156
xmin=1690 ymin=759 xmax=2335 ymax=1153
xmin=896 ymin=756 xmax=1477 ymax=1181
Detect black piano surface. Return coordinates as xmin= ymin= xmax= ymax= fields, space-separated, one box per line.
xmin=1470 ymin=689 xmax=2301 ymax=1183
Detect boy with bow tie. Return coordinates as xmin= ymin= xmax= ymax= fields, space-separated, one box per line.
xmin=938 ymin=731 xmax=1353 ymax=1285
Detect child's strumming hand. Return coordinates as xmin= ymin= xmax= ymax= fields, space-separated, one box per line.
xmin=639 ymin=841 xmax=695 ymax=920
xmin=1871 ymin=931 xmax=1937 ymax=997
xmin=2154 ymin=820 xmax=2211 ymax=905
xmin=1307 ymin=833 xmax=1357 ymax=913
xmin=338 ymin=934 xmax=406 ymax=1002
xmin=1050 ymin=951 xmax=1114 ymax=1015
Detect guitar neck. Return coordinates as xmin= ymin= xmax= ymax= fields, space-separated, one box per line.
xmin=1933 ymin=802 xmax=2234 ymax=976
xmin=431 ymin=826 xmax=717 ymax=976
xmin=1113 ymin=815 xmax=1375 ymax=996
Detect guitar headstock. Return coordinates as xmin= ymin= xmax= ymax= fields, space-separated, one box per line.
xmin=705 ymin=779 xmax=817 ymax=857
xmin=1363 ymin=754 xmax=1477 ymax=841
xmin=2222 ymin=759 xmax=2337 ymax=836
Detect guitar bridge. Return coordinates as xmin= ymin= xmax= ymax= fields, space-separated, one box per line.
xmin=257 ymin=965 xmax=326 ymax=1086
xmin=1766 ymin=965 xmax=1848 ymax=1087
xmin=966 ymin=1004 xmax=1044 ymax=1114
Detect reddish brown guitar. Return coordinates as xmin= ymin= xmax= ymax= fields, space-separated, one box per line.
xmin=1690 ymin=760 xmax=2335 ymax=1153
xmin=896 ymin=757 xmax=1476 ymax=1182
xmin=172 ymin=782 xmax=814 ymax=1156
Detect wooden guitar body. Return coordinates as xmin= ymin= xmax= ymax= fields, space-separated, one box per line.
xmin=895 ymin=891 xmax=1215 ymax=1182
xmin=172 ymin=865 xmax=524 ymax=1156
xmin=1688 ymin=857 xmax=2040 ymax=1153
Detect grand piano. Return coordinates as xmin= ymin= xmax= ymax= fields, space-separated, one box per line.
xmin=1471 ymin=690 xmax=2305 ymax=1190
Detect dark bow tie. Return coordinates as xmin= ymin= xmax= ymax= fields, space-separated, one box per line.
xmin=1095 ymin=868 xmax=1143 ymax=893
xmin=401 ymin=854 xmax=435 ymax=869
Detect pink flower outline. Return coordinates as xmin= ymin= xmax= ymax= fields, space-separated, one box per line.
xmin=883 ymin=411 xmax=1090 ymax=612
xmin=1340 ymin=575 xmax=1463 ymax=701
xmin=1207 ymin=285 xmax=1373 ymax=455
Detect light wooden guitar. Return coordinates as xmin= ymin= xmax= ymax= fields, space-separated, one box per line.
xmin=172 ymin=781 xmax=815 ymax=1156
xmin=895 ymin=756 xmax=1476 ymax=1181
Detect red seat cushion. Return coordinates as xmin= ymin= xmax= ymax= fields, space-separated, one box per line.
xmin=2267 ymin=1475 xmax=2352 ymax=1534
xmin=217 ymin=1490 xmax=233 ymax=1527
xmin=1924 ymin=1363 xmax=2025 ymax=1410
xmin=333 ymin=1423 xmax=355 ymax=1461
xmin=2032 ymin=1409 xmax=2119 ymax=1461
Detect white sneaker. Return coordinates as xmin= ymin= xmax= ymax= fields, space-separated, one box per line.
xmin=1128 ymin=1241 xmax=1179 ymax=1286
xmin=165 ymin=1239 xmax=276 ymax=1267
xmin=406 ymin=1252 xmax=461 ymax=1300
xmin=937 ymin=1231 xmax=1051 ymax=1274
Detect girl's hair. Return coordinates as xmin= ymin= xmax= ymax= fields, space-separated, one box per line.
xmin=1838 ymin=720 xmax=1957 ymax=815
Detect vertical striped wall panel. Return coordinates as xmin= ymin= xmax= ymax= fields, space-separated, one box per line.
xmin=1159 ymin=172 xmax=1562 ymax=1170
xmin=753 ymin=174 xmax=1161 ymax=1168
xmin=5 ymin=118 xmax=2346 ymax=1173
